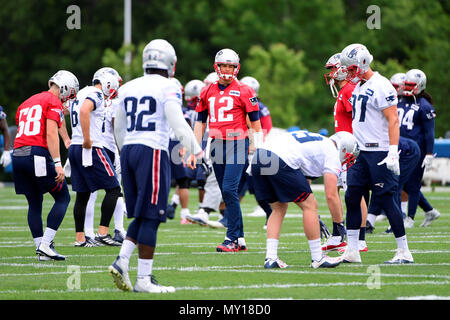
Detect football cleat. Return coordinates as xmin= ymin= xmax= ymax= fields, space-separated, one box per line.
xmin=337 ymin=240 xmax=368 ymax=253
xmin=311 ymin=255 xmax=342 ymax=269
xmin=134 ymin=275 xmax=175 ymax=293
xmin=375 ymin=214 xmax=387 ymax=222
xmin=37 ymin=254 xmax=51 ymax=261
xmin=420 ymin=209 xmax=440 ymax=227
xmin=109 ymin=256 xmax=133 ymax=291
xmin=186 ymin=209 xmax=209 ymax=226
xmin=36 ymin=241 xmax=65 ymax=261
xmin=264 ymin=258 xmax=289 ymax=269
xmin=248 ymin=206 xmax=266 ymax=217
xmin=322 ymin=236 xmax=347 ymax=251
xmin=74 ymin=239 xmax=98 ymax=247
xmin=180 ymin=217 xmax=192 ymax=224
xmin=216 ymin=239 xmax=239 ymax=252
xmin=383 ymin=226 xmax=393 ymax=234
xmin=384 ymin=248 xmax=414 ymax=264
xmin=403 ymin=216 xmax=415 ymax=228
xmin=238 ymin=238 xmax=247 ymax=252
xmin=365 ymin=221 xmax=375 ymax=234
xmin=95 ymin=233 xmax=122 ymax=246
xmin=166 ymin=203 xmax=177 ymax=220
xmin=340 ymin=247 xmax=362 ymax=263
xmin=207 ymin=216 xmax=227 ymax=229
xmin=113 ymin=229 xmax=126 ymax=243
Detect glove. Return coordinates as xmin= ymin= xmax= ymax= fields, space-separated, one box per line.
xmin=63 ymin=159 xmax=71 ymax=178
xmin=421 ymin=154 xmax=435 ymax=171
xmin=377 ymin=145 xmax=400 ymax=175
xmin=0 ymin=150 xmax=11 ymax=167
xmin=319 ymin=217 xmax=331 ymax=240
xmin=195 ymin=150 xmax=212 ymax=177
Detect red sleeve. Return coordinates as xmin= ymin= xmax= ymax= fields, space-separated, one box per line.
xmin=240 ymin=85 xmax=260 ymax=113
xmin=45 ymin=96 xmax=64 ymax=127
xmin=342 ymin=84 xmax=354 ymax=113
xmin=260 ymin=115 xmax=272 ymax=136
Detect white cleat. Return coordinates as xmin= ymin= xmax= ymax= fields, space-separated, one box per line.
xmin=37 ymin=254 xmax=51 ymax=261
xmin=384 ymin=248 xmax=414 ymax=264
xmin=341 ymin=247 xmax=362 ymax=263
xmin=311 ymin=255 xmax=342 ymax=269
xmin=108 ymin=256 xmax=133 ymax=291
xmin=420 ymin=209 xmax=440 ymax=227
xmin=186 ymin=209 xmax=209 ymax=226
xmin=248 ymin=206 xmax=266 ymax=217
xmin=264 ymin=257 xmax=289 ymax=269
xmin=375 ymin=214 xmax=387 ymax=222
xmin=36 ymin=242 xmax=65 ymax=261
xmin=403 ymin=216 xmax=415 ymax=228
xmin=134 ymin=275 xmax=176 ymax=293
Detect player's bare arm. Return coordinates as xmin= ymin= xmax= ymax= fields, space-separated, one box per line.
xmin=46 ymin=118 xmax=65 ymax=183
xmin=80 ymin=99 xmax=94 ymax=149
xmin=58 ymin=120 xmax=71 ymax=149
xmin=383 ymin=105 xmax=400 ymax=146
xmin=323 ymin=172 xmax=343 ymax=223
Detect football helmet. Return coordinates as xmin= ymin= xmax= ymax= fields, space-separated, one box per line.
xmin=339 ymin=44 xmax=373 ymax=81
xmin=329 ymin=131 xmax=360 ymax=168
xmin=170 ymin=77 xmax=184 ymax=94
xmin=402 ymin=69 xmax=426 ymax=96
xmin=48 ymin=70 xmax=79 ymax=103
xmin=184 ymin=79 xmax=205 ymax=109
xmin=93 ymin=67 xmax=123 ymax=87
xmin=390 ymin=73 xmax=406 ymax=96
xmin=214 ymin=48 xmax=240 ymax=81
xmin=240 ymin=76 xmax=260 ymax=95
xmin=93 ymin=71 xmax=120 ymax=99
xmin=324 ymin=53 xmax=347 ymax=98
xmin=142 ymin=39 xmax=177 ymax=77
xmin=204 ymin=72 xmax=219 ymax=85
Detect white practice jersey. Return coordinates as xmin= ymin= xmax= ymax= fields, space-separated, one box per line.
xmin=70 ymin=86 xmax=106 ymax=148
xmin=102 ymin=99 xmax=118 ymax=153
xmin=350 ymin=72 xmax=398 ymax=152
xmin=261 ymin=130 xmax=341 ymax=178
xmin=117 ymin=74 xmax=182 ymax=151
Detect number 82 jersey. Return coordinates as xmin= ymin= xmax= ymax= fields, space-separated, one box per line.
xmin=14 ymin=91 xmax=64 ymax=149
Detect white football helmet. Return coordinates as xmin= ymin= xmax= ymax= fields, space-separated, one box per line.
xmin=93 ymin=71 xmax=120 ymax=99
xmin=184 ymin=79 xmax=205 ymax=109
xmin=204 ymin=72 xmax=219 ymax=85
xmin=324 ymin=53 xmax=347 ymax=98
xmin=240 ymin=76 xmax=260 ymax=95
xmin=390 ymin=73 xmax=406 ymax=96
xmin=329 ymin=131 xmax=360 ymax=168
xmin=402 ymin=69 xmax=426 ymax=96
xmin=214 ymin=48 xmax=240 ymax=81
xmin=93 ymin=67 xmax=123 ymax=87
xmin=142 ymin=39 xmax=177 ymax=77
xmin=48 ymin=70 xmax=79 ymax=103
xmin=340 ymin=44 xmax=373 ymax=81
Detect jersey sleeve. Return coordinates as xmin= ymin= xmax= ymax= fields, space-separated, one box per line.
xmin=46 ymin=96 xmax=64 ymax=127
xmin=323 ymin=143 xmax=341 ymax=177
xmin=86 ymin=90 xmax=104 ymax=111
xmin=377 ymin=80 xmax=398 ymax=110
xmin=195 ymin=85 xmax=210 ymax=113
xmin=240 ymin=86 xmax=260 ymax=113
xmin=342 ymin=84 xmax=355 ymax=113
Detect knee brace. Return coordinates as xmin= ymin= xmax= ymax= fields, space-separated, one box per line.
xmin=176 ymin=177 xmax=191 ymax=189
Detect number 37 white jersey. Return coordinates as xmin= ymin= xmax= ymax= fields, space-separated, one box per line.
xmin=350 ymin=72 xmax=398 ymax=152
xmin=116 ymin=74 xmax=182 ymax=151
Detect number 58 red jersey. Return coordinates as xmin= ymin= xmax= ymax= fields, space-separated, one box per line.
xmin=196 ymin=79 xmax=259 ymax=140
xmin=14 ymin=91 xmax=64 ymax=149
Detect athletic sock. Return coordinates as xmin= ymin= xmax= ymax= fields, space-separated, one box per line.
xmin=347 ymin=229 xmax=360 ymax=251
xmin=308 ymin=238 xmax=322 ymax=262
xmin=266 ymin=238 xmax=279 ymax=260
xmin=137 ymin=258 xmax=153 ymax=278
xmin=359 ymin=227 xmax=366 ymax=241
xmin=119 ymin=239 xmax=136 ymax=260
xmin=395 ymin=235 xmax=409 ymax=250
xmin=41 ymin=227 xmax=57 ymax=246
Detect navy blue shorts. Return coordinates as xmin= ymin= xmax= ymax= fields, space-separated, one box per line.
xmin=251 ymin=149 xmax=312 ymax=203
xmin=121 ymin=144 xmax=170 ymax=222
xmin=347 ymin=150 xmax=399 ymax=196
xmin=12 ymin=146 xmax=67 ymax=195
xmin=68 ymin=145 xmax=119 ymax=192
xmin=168 ymin=140 xmax=189 ymax=180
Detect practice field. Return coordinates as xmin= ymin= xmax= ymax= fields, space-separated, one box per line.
xmin=0 ymin=185 xmax=449 ymax=301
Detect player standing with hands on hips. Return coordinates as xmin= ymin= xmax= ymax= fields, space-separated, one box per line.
xmin=339 ymin=44 xmax=414 ymax=264
xmin=187 ymin=48 xmax=263 ymax=252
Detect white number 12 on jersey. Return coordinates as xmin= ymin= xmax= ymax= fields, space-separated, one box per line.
xmin=208 ymin=96 xmax=234 ymax=123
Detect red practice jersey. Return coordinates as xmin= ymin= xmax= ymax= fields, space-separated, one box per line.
xmin=14 ymin=91 xmax=64 ymax=149
xmin=334 ymin=81 xmax=355 ymax=134
xmin=197 ymin=79 xmax=259 ymax=140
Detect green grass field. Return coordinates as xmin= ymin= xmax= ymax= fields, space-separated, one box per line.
xmin=0 ymin=185 xmax=449 ymax=301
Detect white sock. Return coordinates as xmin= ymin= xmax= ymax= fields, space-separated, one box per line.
xmin=171 ymin=194 xmax=180 ymax=206
xmin=308 ymin=238 xmax=323 ymax=262
xmin=367 ymin=213 xmax=377 ymax=227
xmin=41 ymin=227 xmax=57 ymax=246
xmin=34 ymin=237 xmax=42 ymax=249
xmin=238 ymin=237 xmax=246 ymax=246
xmin=180 ymin=208 xmax=190 ymax=219
xmin=347 ymin=229 xmax=360 ymax=251
xmin=119 ymin=239 xmax=136 ymax=260
xmin=266 ymin=238 xmax=279 ymax=260
xmin=395 ymin=235 xmax=409 ymax=250
xmin=113 ymin=197 xmax=126 ymax=233
xmin=137 ymin=258 xmax=153 ymax=278
xmin=401 ymin=201 xmax=408 ymax=215
xmin=85 ymin=191 xmax=97 ymax=238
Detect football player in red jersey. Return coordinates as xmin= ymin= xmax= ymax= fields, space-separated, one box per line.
xmin=12 ymin=70 xmax=79 ymax=261
xmin=187 ymin=48 xmax=263 ymax=252
xmin=323 ymin=54 xmax=369 ymax=253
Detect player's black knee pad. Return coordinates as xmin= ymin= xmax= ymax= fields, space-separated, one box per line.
xmin=176 ymin=177 xmax=191 ymax=189
xmin=197 ymin=179 xmax=206 ymax=191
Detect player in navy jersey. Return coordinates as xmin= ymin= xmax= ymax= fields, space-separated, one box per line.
xmin=0 ymin=105 xmax=11 ymax=168
xmin=339 ymin=44 xmax=414 ymax=264
xmin=398 ymin=69 xmax=440 ymax=227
